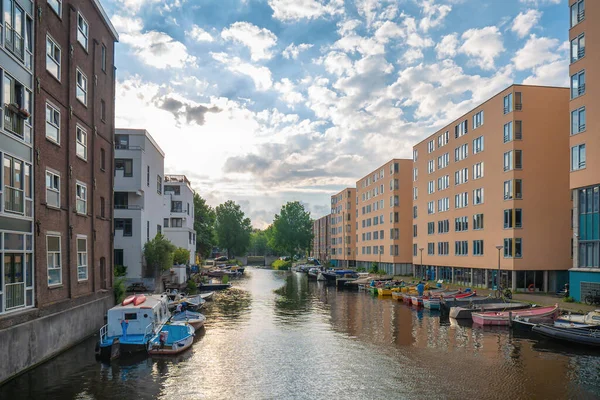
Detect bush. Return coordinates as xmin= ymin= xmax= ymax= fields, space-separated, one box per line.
xmin=226 ymin=259 xmax=242 ymax=266
xmin=369 ymin=262 xmax=379 ymax=274
xmin=272 ymin=259 xmax=291 ymax=270
xmin=114 ymin=277 xmax=126 ymax=304
xmin=174 ymin=248 xmax=191 ymax=265
xmin=187 ymin=279 xmax=198 ymax=294
xmin=356 ymin=267 xmax=366 ymax=272
xmin=564 ymin=296 xmax=575 ymax=303
xmin=114 ymin=265 xmax=127 ymax=277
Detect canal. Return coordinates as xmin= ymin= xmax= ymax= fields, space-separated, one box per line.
xmin=2 ymin=267 xmax=600 ymax=399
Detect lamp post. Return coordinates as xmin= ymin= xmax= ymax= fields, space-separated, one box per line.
xmin=496 ymin=244 xmax=503 ymax=290
xmin=419 ymin=247 xmax=424 ymax=279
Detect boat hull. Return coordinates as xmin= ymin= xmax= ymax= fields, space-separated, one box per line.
xmin=472 ymin=305 xmax=558 ymax=326
xmin=449 ymin=303 xmax=531 ymax=319
xmin=532 ymin=324 xmax=600 ymax=347
xmin=148 ymin=324 xmax=195 ymax=355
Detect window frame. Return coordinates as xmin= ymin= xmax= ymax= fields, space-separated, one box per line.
xmin=571 ymin=106 xmax=586 ymax=135
xmin=47 ymin=234 xmax=62 ymax=286
xmin=45 ymin=101 xmax=60 ymax=144
xmin=47 ymin=0 xmax=62 ymax=17
xmin=45 ymin=169 xmax=60 ymax=208
xmin=77 ymin=236 xmax=88 ymax=281
xmin=76 ymin=125 xmax=87 ymax=160
xmin=46 ymin=34 xmax=61 ymax=80
xmin=77 ymin=12 xmax=89 ymax=50
xmin=76 ymin=68 xmax=88 ymax=106
xmin=571 ymin=143 xmax=586 ymax=171
xmin=571 ymin=70 xmax=586 ymax=99
xmin=76 ymin=181 xmax=87 ymax=215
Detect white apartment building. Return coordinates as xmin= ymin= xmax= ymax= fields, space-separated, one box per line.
xmin=113 ymin=129 xmax=165 ymax=283
xmin=163 ymin=175 xmax=196 ymax=264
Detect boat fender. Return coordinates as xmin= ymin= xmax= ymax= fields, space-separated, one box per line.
xmin=528 ymin=284 xmax=535 ymax=292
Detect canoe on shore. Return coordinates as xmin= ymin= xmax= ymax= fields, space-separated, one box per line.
xmin=449 ymin=302 xmax=531 ymax=319
xmin=472 ymin=305 xmax=559 ymax=326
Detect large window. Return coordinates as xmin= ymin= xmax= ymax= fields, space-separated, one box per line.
xmin=172 ymin=218 xmax=183 ymax=228
xmin=46 ymin=102 xmax=60 ymax=143
xmin=571 ymin=144 xmax=586 ymax=171
xmin=455 ymin=192 xmax=468 ymax=209
xmin=427 ymin=201 xmax=435 ymax=215
xmin=46 ymin=35 xmax=61 ymax=79
xmin=46 ymin=170 xmax=60 ymax=208
xmin=428 ymin=180 xmax=435 ymax=195
xmin=76 ymin=182 xmax=87 ymax=214
xmin=76 ymin=68 xmax=87 ymax=105
xmin=438 ymin=175 xmax=449 ymax=191
xmin=504 ymin=209 xmax=523 ymax=229
xmin=570 ymin=0 xmax=585 ymax=28
xmin=438 ymin=242 xmax=449 ymax=255
xmin=504 ymin=238 xmax=522 ymax=259
xmin=473 ymin=188 xmax=484 ymax=205
xmin=428 ymin=160 xmax=435 ymax=174
xmin=578 ymin=185 xmax=600 ymax=268
xmin=454 ymin=120 xmax=468 ymax=138
xmin=571 ymin=34 xmax=585 ymax=63
xmin=473 ymin=162 xmax=484 ymax=180
xmin=115 ymin=218 xmax=133 ymax=236
xmin=171 ymin=200 xmax=183 ymax=212
xmin=427 ymin=222 xmax=435 ymax=235
xmin=503 ymin=93 xmax=512 ymax=114
xmin=115 ymin=159 xmax=133 ymax=177
xmin=438 ymin=219 xmax=449 ymax=234
xmin=571 ymin=70 xmax=585 ymax=99
xmin=473 ymin=240 xmax=484 ymax=256
xmin=4 ymin=155 xmax=24 ymax=214
xmin=503 ymin=150 xmax=522 ymax=171
xmin=473 ymin=111 xmax=484 ymax=129
xmin=473 ymin=213 xmax=484 ymax=230
xmin=3 ymin=73 xmax=32 ymax=141
xmin=473 ymin=136 xmax=484 ymax=154
xmin=571 ymin=107 xmax=586 ymax=135
xmin=504 ymin=179 xmax=523 ymax=200
xmin=427 ymin=140 xmax=434 ymax=153
xmin=503 ymin=121 xmax=513 ymax=143
xmin=438 ymin=131 xmax=449 ymax=148
xmin=455 ymin=216 xmax=468 ymax=232
xmin=455 ymin=168 xmax=468 ymax=185
xmin=76 ymin=126 xmax=87 ymax=160
xmin=77 ymin=237 xmax=88 ymax=281
xmin=455 ymin=143 xmax=468 ymax=162
xmin=77 ymin=13 xmax=89 ymax=49
xmin=47 ymin=235 xmax=61 ymax=286
xmin=455 ymin=241 xmax=468 ymax=256
xmin=438 ymin=197 xmax=449 ymax=212
xmin=427 ymin=242 xmax=435 ymax=255
xmin=437 ymin=152 xmax=449 ymax=169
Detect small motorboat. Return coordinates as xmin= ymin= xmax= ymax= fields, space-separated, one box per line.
xmin=198 ymin=283 xmax=231 ymax=291
xmin=532 ymin=324 xmax=600 ymax=347
xmin=200 ymin=292 xmax=214 ymax=301
xmin=556 ymin=310 xmax=600 ymax=326
xmin=171 ymin=311 xmax=206 ymax=331
xmin=378 ymin=288 xmax=393 ymax=296
xmin=472 ymin=305 xmax=559 ymax=326
xmin=148 ymin=323 xmax=195 ymax=355
xmin=207 ymin=269 xmax=226 ymax=278
xmin=321 ymin=271 xmax=338 ymax=284
xmin=317 ymin=272 xmax=327 ymax=281
xmin=308 ymin=268 xmax=320 ymax=280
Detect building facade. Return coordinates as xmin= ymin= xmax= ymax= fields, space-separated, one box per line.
xmin=355 ymin=159 xmax=413 ymax=276
xmin=330 ymin=188 xmax=356 ymax=267
xmin=113 ymin=129 xmax=165 ymax=286
xmin=163 ymin=174 xmax=196 ymax=265
xmin=412 ymin=85 xmax=571 ymax=293
xmin=568 ymin=0 xmax=600 ymax=301
xmin=311 ymin=214 xmax=330 ymax=262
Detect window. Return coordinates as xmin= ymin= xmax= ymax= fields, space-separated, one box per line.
xmin=454 ymin=143 xmax=468 ymax=162
xmin=571 ymin=144 xmax=586 ymax=171
xmin=504 ymin=238 xmax=514 ymax=258
xmin=413 ymin=244 xmax=417 ymax=257
xmin=438 ymin=242 xmax=449 ymax=255
xmin=47 ymin=235 xmax=61 ymax=286
xmin=413 ymin=206 xmax=417 ymax=219
xmin=571 ymin=107 xmax=586 ymax=134
xmin=473 ymin=136 xmax=484 ymax=154
xmin=115 ymin=219 xmax=133 ymax=236
xmin=473 ymin=111 xmax=484 ymax=129
xmin=392 ymin=212 xmax=399 ymax=223
xmin=427 ymin=140 xmax=434 ymax=153
xmin=413 ymin=168 xmax=418 ymax=182
xmin=4 ymin=155 xmax=25 ymax=213
xmin=428 ymin=243 xmax=435 ymax=255
xmin=46 ymin=35 xmax=61 ymax=79
xmin=504 ymin=208 xmax=523 ymax=229
xmin=437 ymin=175 xmax=449 ymax=191
xmin=438 ymin=219 xmax=449 ymax=234
xmin=428 ymin=180 xmax=435 ymax=195
xmin=413 ymin=225 xmax=417 ymax=238
xmin=473 ymin=240 xmax=484 ymax=256
xmin=77 ymin=237 xmax=88 ymax=280
xmin=571 ymin=34 xmax=585 ymax=63
xmin=100 ymin=197 xmax=105 ymax=218
xmin=147 ymin=221 xmax=150 ymax=242
xmin=413 ymin=149 xmax=418 ymax=162
xmin=438 ymin=131 xmax=449 ymax=148
xmin=48 ymin=0 xmax=62 ymax=16
xmin=455 ymin=120 xmax=468 ymax=138
xmin=428 ymin=160 xmax=435 ymax=174
xmin=116 ymin=134 xmax=129 ymax=149
xmin=157 ymin=175 xmax=162 ymax=194
xmin=503 ymin=93 xmax=513 ymax=114
xmin=76 ymin=126 xmax=87 ymax=160
xmin=100 ymin=148 xmax=106 ymax=171
xmin=455 ymin=216 xmax=468 ymax=232
xmin=437 ymin=152 xmax=449 ymax=169
xmin=503 ymin=121 xmax=513 ymax=143
xmin=164 ymin=218 xmax=169 ymax=228
xmin=455 ymin=241 xmax=468 ymax=256
xmin=172 ymin=218 xmax=183 ymax=228
xmin=76 ymin=69 xmax=87 ymax=105
xmin=455 ymin=192 xmax=468 ymax=209
xmin=390 ymin=245 xmax=399 ymax=256
xmin=427 ymin=222 xmax=435 ymax=235
xmin=427 ymin=201 xmax=435 ymax=215
xmin=46 ymin=170 xmax=60 ymax=208
xmin=455 ymin=168 xmax=468 ymax=185
xmin=473 ymin=162 xmax=484 ymax=180
xmin=101 ymin=100 xmax=106 ymax=121
xmin=171 ymin=201 xmax=183 ymax=212
xmin=571 ymin=70 xmax=585 ymax=99
xmin=473 ymin=213 xmax=484 ymax=230
xmin=504 ymin=179 xmax=523 ymax=200
xmin=76 ymin=182 xmax=87 ymax=214
xmin=413 ymin=187 xmax=418 ymax=200
xmin=147 ymin=166 xmax=150 ymax=186
xmin=45 ymin=102 xmax=60 ymax=143
xmin=3 ymin=73 xmax=32 ymax=141
xmin=503 ymin=150 xmax=522 ymax=171
xmin=438 ymin=197 xmax=450 ymax=212
xmin=77 ymin=13 xmax=89 ymax=49
xmin=570 ymin=0 xmax=585 ymax=28
xmin=115 ymin=159 xmax=133 ymax=177
xmin=473 ymin=188 xmax=484 ymax=205
xmin=4 ymin=0 xmax=28 ymax=61
xmin=101 ymin=44 xmax=107 ymax=72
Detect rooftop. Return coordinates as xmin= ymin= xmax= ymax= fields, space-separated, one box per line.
xmin=165 ymin=175 xmax=192 ymax=186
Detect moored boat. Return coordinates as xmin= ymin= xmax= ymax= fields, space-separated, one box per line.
xmin=472 ymin=305 xmax=559 ymax=326
xmin=171 ymin=311 xmax=206 ymax=331
xmin=556 ymin=310 xmax=600 ymax=326
xmin=200 ymin=291 xmax=214 ymax=301
xmin=148 ymin=323 xmax=195 ymax=355
xmin=449 ymin=302 xmax=530 ymax=319
xmin=378 ymin=288 xmax=393 ymax=296
xmin=532 ymin=324 xmax=600 ymax=347
xmin=308 ymin=268 xmax=320 ymax=280
xmin=199 ymin=283 xmax=231 ymax=291
xmin=411 ymin=296 xmax=423 ymax=307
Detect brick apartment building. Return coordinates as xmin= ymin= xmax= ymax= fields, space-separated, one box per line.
xmin=330 ymin=188 xmax=356 ymax=268
xmin=311 ymin=214 xmax=330 ymax=262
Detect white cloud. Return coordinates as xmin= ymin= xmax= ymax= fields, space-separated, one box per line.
xmin=511 ymin=9 xmax=542 ymax=38
xmin=519 ymin=0 xmax=561 ymax=5
xmin=320 ymin=51 xmax=354 ymax=76
xmin=435 ymin=33 xmax=459 ymax=59
xmin=274 ymin=78 xmax=305 ymax=105
xmin=459 ymin=26 xmax=504 ymax=70
xmin=337 ymin=19 xmax=362 ymax=35
xmin=111 ymin=15 xmax=143 ymax=34
xmin=512 ymin=35 xmax=561 ymax=71
xmin=333 ymin=33 xmax=385 ymax=56
xmin=268 ymin=0 xmax=344 ymax=22
xmin=419 ymin=0 xmax=452 ymax=32
xmin=374 ymin=21 xmax=405 ymax=43
xmin=374 ymin=17 xmax=434 ymax=48
xmin=221 ymin=22 xmax=278 ymax=61
xmin=187 ymin=25 xmax=214 ymax=42
xmin=211 ymin=52 xmax=273 ymax=90
xmin=282 ymin=43 xmax=314 ymax=59
xmin=523 ymin=59 xmax=569 ymax=86
xmin=356 ymin=0 xmax=381 ymax=27
xmin=403 ymin=48 xmax=424 ymax=64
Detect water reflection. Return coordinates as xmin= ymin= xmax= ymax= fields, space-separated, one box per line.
xmin=1 ymin=268 xmax=599 ymax=400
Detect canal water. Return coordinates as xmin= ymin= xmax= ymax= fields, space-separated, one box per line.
xmin=2 ymin=267 xmax=600 ymax=399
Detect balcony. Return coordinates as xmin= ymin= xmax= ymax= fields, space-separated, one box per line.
xmin=515 ymin=103 xmax=522 ymax=111
xmin=4 ymin=186 xmax=24 ymax=214
xmin=4 ymin=104 xmax=28 ymax=138
xmin=578 ymin=84 xmax=586 ymax=96
xmin=114 ymin=204 xmax=143 ymax=210
xmin=5 ymin=26 xmax=24 ymax=61
xmin=114 ymin=144 xmax=143 ymax=150
xmin=165 ymin=175 xmax=191 ymax=186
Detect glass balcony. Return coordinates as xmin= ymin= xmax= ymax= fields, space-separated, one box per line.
xmin=5 ymin=186 xmax=24 ymax=214
xmin=5 ymin=282 xmax=25 ymax=309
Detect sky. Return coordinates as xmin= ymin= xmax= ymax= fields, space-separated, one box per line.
xmin=105 ymin=0 xmax=569 ymax=228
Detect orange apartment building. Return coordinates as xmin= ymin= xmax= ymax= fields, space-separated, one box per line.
xmin=330 ymin=188 xmax=356 ymax=267
xmin=311 ymin=214 xmax=330 ymax=262
xmin=568 ymin=0 xmax=600 ymax=301
xmin=355 ymin=160 xmax=413 ymax=275
xmin=412 ymin=84 xmax=571 ymax=293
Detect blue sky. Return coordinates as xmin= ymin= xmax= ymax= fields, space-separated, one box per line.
xmin=105 ymin=0 xmax=569 ymax=227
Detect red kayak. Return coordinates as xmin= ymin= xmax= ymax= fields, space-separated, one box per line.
xmin=133 ymin=294 xmax=146 ymax=306
xmin=122 ymin=295 xmax=135 ymax=306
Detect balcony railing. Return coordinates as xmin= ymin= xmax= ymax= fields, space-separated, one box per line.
xmin=4 ymin=186 xmax=24 ymax=214
xmin=115 ymin=204 xmax=143 ymax=210
xmin=114 ymin=144 xmax=143 ymax=150
xmin=503 ymin=107 xmax=511 ymax=114
xmin=578 ymin=48 xmax=585 ymax=59
xmin=4 ymin=106 xmax=24 ymax=138
xmin=515 ymin=103 xmax=522 ymax=111
xmin=5 ymin=282 xmax=25 ymax=309
xmin=5 ymin=26 xmax=24 ymax=61
xmin=578 ymin=10 xmax=585 ymax=23
xmin=578 ymin=84 xmax=586 ymax=95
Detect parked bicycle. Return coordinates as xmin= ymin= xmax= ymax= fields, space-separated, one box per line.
xmin=495 ymin=285 xmax=513 ymax=300
xmin=584 ymin=290 xmax=600 ymax=306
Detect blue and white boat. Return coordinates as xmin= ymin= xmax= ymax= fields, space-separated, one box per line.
xmin=171 ymin=310 xmax=206 ymax=331
xmin=96 ymin=294 xmax=170 ymax=360
xmin=148 ymin=322 xmax=195 ymax=355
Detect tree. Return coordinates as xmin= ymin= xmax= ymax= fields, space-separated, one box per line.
xmin=173 ymin=247 xmax=191 ymax=265
xmin=249 ymin=228 xmax=278 ymax=256
xmin=143 ymin=233 xmax=176 ymax=277
xmin=193 ymin=192 xmax=216 ymax=259
xmin=269 ymin=201 xmax=313 ymax=258
xmin=215 ymin=200 xmax=252 ymax=259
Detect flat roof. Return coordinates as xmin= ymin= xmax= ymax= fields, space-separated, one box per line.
xmin=115 ymin=128 xmax=166 ymax=157
xmin=93 ymin=0 xmax=119 ymax=41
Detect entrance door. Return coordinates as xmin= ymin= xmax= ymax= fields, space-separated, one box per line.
xmin=4 ymin=254 xmax=24 ymax=309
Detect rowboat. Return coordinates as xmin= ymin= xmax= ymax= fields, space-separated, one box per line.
xmin=449 ymin=302 xmax=530 ymax=319
xmin=472 ymin=305 xmax=559 ymax=326
xmin=378 ymin=288 xmax=393 ymax=296
xmin=200 ymin=292 xmax=214 ymax=301
xmin=423 ymin=297 xmax=441 ymax=310
xmin=512 ymin=315 xmax=597 ymax=331
xmin=171 ymin=311 xmax=206 ymax=331
xmin=532 ymin=324 xmax=600 ymax=347
xmin=411 ymin=296 xmax=423 ymax=307
xmin=148 ymin=323 xmax=195 ymax=355
xmin=556 ymin=310 xmax=600 ymax=326
xmin=391 ymin=291 xmax=403 ymax=301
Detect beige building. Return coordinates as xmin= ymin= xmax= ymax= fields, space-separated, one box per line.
xmin=330 ymin=188 xmax=356 ymax=267
xmin=311 ymin=214 xmax=330 ymax=262
xmin=355 ymin=160 xmax=413 ymax=275
xmin=412 ymin=84 xmax=571 ymax=293
xmin=568 ymin=0 xmax=600 ymax=301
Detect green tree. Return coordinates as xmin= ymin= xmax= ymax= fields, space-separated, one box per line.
xmin=143 ymin=233 xmax=176 ymax=276
xmin=269 ymin=201 xmax=313 ymax=258
xmin=215 ymin=200 xmax=252 ymax=259
xmin=193 ymin=192 xmax=216 ymax=259
xmin=173 ymin=247 xmax=191 ymax=265
xmin=249 ymin=229 xmax=278 ymax=256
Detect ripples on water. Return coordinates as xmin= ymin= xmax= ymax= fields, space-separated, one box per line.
xmin=2 ymin=268 xmax=600 ymax=400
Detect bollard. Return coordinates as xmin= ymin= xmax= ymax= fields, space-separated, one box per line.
xmin=508 ymin=311 xmax=513 ymax=328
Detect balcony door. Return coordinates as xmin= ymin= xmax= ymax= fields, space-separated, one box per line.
xmin=4 ymin=253 xmax=24 ymax=310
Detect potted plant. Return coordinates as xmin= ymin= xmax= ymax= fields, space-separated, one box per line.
xmin=5 ymin=103 xmax=19 ymax=114
xmin=17 ymin=108 xmax=30 ymax=119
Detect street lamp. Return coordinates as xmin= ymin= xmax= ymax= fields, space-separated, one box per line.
xmin=419 ymin=247 xmax=424 ymax=279
xmin=496 ymin=244 xmax=503 ymax=290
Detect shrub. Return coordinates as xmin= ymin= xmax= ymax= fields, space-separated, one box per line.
xmin=174 ymin=248 xmax=191 ymax=265
xmin=356 ymin=267 xmax=366 ymax=272
xmin=272 ymin=259 xmax=291 ymax=270
xmin=222 ymin=274 xmax=229 ymax=284
xmin=114 ymin=265 xmax=127 ymax=277
xmin=187 ymin=279 xmax=198 ymax=294
xmin=369 ymin=262 xmax=379 ymax=274
xmin=564 ymin=296 xmax=574 ymax=303
xmin=114 ymin=277 xmax=126 ymax=304
xmin=226 ymin=259 xmax=242 ymax=266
